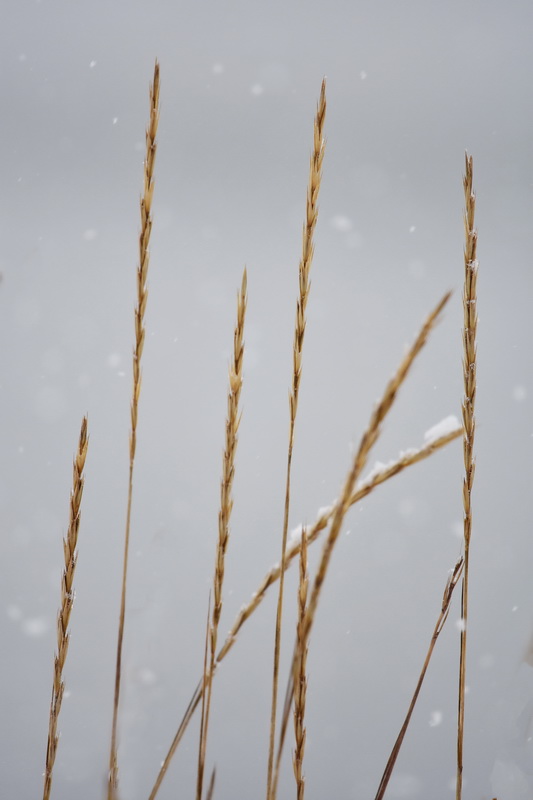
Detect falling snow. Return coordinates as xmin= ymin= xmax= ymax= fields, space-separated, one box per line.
xmin=513 ymin=385 xmax=527 ymax=402
xmin=22 ymin=617 xmax=49 ymax=638
xmin=429 ymin=710 xmax=443 ymax=727
xmin=330 ymin=215 xmax=354 ymax=232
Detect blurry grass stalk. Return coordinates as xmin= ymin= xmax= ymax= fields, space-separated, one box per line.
xmin=456 ymin=153 xmax=478 ymax=800
xmin=42 ymin=417 xmax=88 ymax=800
xmin=374 ymin=555 xmax=464 ymax=800
xmin=107 ymin=60 xmax=160 ymax=800
xmin=196 ymin=270 xmax=247 ymax=800
xmin=267 ymin=78 xmax=326 ymax=800
xmin=147 ymin=424 xmax=461 ymax=799
xmin=206 ymin=767 xmax=217 ymax=800
xmin=270 ymin=291 xmax=452 ymax=798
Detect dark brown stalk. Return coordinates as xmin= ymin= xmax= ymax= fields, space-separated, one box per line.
xmin=374 ymin=556 xmax=464 ymax=800
xmin=267 ymin=78 xmax=326 ymax=800
xmin=107 ymin=60 xmax=160 ymax=800
xmin=42 ymin=417 xmax=89 ymax=800
xmin=456 ymin=153 xmax=478 ymax=800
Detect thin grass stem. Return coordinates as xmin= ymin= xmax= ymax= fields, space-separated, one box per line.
xmin=107 ymin=60 xmax=160 ymax=800
xmin=374 ymin=555 xmax=464 ymax=800
xmin=267 ymin=78 xmax=326 ymax=800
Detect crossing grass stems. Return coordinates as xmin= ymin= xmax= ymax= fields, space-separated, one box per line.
xmin=39 ymin=62 xmax=487 ymax=800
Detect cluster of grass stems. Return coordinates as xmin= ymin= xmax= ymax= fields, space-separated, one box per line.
xmin=41 ymin=62 xmax=484 ymax=799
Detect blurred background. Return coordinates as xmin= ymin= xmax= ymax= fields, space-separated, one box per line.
xmin=1 ymin=1 xmax=532 ymax=798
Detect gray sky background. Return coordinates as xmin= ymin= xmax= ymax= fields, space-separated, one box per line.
xmin=1 ymin=1 xmax=533 ymax=798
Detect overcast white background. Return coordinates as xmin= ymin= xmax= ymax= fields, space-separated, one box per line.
xmin=1 ymin=1 xmax=533 ymax=798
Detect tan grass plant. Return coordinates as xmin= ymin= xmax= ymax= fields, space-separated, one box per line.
xmin=270 ymin=292 xmax=452 ymax=797
xmin=196 ymin=269 xmax=247 ymax=800
xmin=267 ymin=78 xmax=326 ymax=800
xmin=107 ymin=59 xmax=160 ymax=800
xmin=42 ymin=416 xmax=89 ymax=800
xmin=456 ymin=152 xmax=478 ymax=800
xmin=374 ymin=554 xmax=464 ymax=800
xmin=147 ymin=425 xmax=461 ymax=799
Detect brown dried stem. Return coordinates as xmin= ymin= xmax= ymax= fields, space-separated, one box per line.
xmin=375 ymin=555 xmax=464 ymax=800
xmin=267 ymin=77 xmax=326 ymax=800
xmin=196 ymin=270 xmax=247 ymax=800
xmin=456 ymin=153 xmax=478 ymax=800
xmin=42 ymin=416 xmax=89 ymax=800
xmin=107 ymin=60 xmax=160 ymax=800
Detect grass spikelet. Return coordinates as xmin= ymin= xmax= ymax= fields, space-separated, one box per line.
xmin=293 ymin=527 xmax=308 ymax=800
xmin=43 ymin=415 xmax=89 ymax=800
xmin=374 ymin=555 xmax=464 ymax=800
xmin=267 ymin=77 xmax=326 ymax=800
xmin=196 ymin=269 xmax=247 ymax=800
xmin=107 ymin=59 xmax=160 ymax=800
xmin=456 ymin=152 xmax=478 ymax=800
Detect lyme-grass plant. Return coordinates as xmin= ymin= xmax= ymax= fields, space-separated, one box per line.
xmin=41 ymin=62 xmax=480 ymax=800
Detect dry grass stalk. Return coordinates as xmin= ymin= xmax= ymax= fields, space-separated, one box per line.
xmin=196 ymin=270 xmax=247 ymax=800
xmin=293 ymin=528 xmax=308 ymax=800
xmin=267 ymin=78 xmax=326 ymax=800
xmin=42 ymin=416 xmax=89 ymax=800
xmin=107 ymin=59 xmax=160 ymax=800
xmin=456 ymin=153 xmax=478 ymax=800
xmin=147 ymin=424 xmax=461 ymax=799
xmin=374 ymin=555 xmax=464 ymax=800
xmin=270 ymin=292 xmax=452 ymax=794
